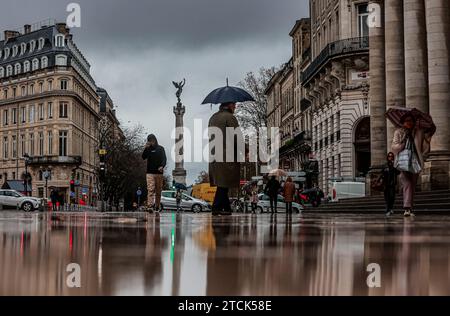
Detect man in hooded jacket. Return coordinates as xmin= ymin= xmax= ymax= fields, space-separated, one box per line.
xmin=142 ymin=134 xmax=167 ymax=212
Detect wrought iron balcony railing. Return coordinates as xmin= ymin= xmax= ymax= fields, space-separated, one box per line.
xmin=301 ymin=36 xmax=369 ymax=85
xmin=28 ymin=156 xmax=82 ymax=166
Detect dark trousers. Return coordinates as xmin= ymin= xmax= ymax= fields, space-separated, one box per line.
xmin=269 ymin=195 xmax=277 ymax=213
xmin=212 ymin=187 xmax=231 ymax=213
xmin=251 ymin=202 xmax=257 ymax=213
xmin=285 ymin=202 xmax=292 ymax=214
xmin=384 ymin=187 xmax=396 ymax=211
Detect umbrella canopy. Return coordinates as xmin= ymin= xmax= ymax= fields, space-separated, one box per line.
xmin=268 ymin=169 xmax=288 ymax=177
xmin=202 ymin=81 xmax=255 ymax=105
xmin=385 ymin=107 xmax=436 ymax=135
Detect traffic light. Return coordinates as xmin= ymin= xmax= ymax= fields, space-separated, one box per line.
xmin=99 ymin=152 xmax=106 ymax=178
xmin=70 ymin=179 xmax=75 ymax=193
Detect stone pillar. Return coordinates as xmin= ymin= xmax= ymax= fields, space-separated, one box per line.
xmin=385 ymin=0 xmax=405 ymax=147
xmin=172 ymin=103 xmax=187 ymax=186
xmin=369 ymin=0 xmax=387 ymax=167
xmin=424 ymin=0 xmax=450 ymax=190
xmin=404 ymin=0 xmax=429 ymax=112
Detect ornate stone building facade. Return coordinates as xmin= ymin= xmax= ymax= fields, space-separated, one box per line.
xmin=303 ymin=0 xmax=370 ymax=195
xmin=369 ymin=0 xmax=450 ymax=191
xmin=0 ymin=22 xmax=117 ymax=204
xmin=266 ymin=19 xmax=312 ymax=176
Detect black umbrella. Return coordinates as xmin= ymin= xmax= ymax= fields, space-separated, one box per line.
xmin=202 ymin=79 xmax=255 ymax=105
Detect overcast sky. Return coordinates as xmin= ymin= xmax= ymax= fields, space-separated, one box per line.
xmin=0 ymin=0 xmax=309 ymax=184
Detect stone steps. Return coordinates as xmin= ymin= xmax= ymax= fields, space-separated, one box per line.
xmin=310 ymin=190 xmax=450 ymax=213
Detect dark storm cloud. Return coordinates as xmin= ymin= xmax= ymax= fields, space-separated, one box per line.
xmin=1 ymin=0 xmax=308 ymax=49
xmin=1 ymin=0 xmax=309 ymax=184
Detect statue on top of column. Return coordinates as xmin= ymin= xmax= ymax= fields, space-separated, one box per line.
xmin=172 ymin=79 xmax=186 ymax=104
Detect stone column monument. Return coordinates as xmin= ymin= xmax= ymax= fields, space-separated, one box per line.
xmin=172 ymin=79 xmax=187 ymax=186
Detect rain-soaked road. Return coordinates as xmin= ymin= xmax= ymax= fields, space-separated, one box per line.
xmin=0 ymin=211 xmax=449 ymax=296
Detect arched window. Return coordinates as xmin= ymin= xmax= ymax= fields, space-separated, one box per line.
xmin=14 ymin=63 xmax=21 ymax=75
xmin=4 ymin=48 xmax=10 ymax=59
xmin=20 ymin=43 xmax=27 ymax=55
xmin=55 ymin=54 xmax=67 ymax=66
xmin=0 ymin=50 xmax=2 ymax=59
xmin=12 ymin=45 xmax=18 ymax=57
xmin=32 ymin=58 xmax=39 ymax=71
xmin=0 ymin=67 xmax=4 ymax=78
xmin=41 ymin=56 xmax=48 ymax=68
xmin=6 ymin=65 xmax=13 ymax=76
xmin=29 ymin=40 xmax=36 ymax=52
xmin=24 ymin=60 xmax=30 ymax=72
xmin=38 ymin=38 xmax=45 ymax=50
xmin=55 ymin=34 xmax=65 ymax=47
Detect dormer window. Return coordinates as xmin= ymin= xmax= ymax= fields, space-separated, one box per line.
xmin=0 ymin=50 xmax=2 ymax=59
xmin=24 ymin=60 xmax=30 ymax=72
xmin=4 ymin=48 xmax=10 ymax=59
xmin=55 ymin=34 xmax=65 ymax=47
xmin=20 ymin=43 xmax=27 ymax=55
xmin=38 ymin=38 xmax=45 ymax=50
xmin=14 ymin=63 xmax=21 ymax=75
xmin=55 ymin=54 xmax=67 ymax=66
xmin=12 ymin=45 xmax=18 ymax=57
xmin=32 ymin=58 xmax=39 ymax=71
xmin=41 ymin=56 xmax=48 ymax=68
xmin=6 ymin=65 xmax=13 ymax=76
xmin=30 ymin=40 xmax=36 ymax=52
xmin=0 ymin=67 xmax=4 ymax=78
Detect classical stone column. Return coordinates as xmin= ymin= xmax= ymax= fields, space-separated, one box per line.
xmin=404 ymin=0 xmax=428 ymax=112
xmin=425 ymin=0 xmax=450 ymax=190
xmin=369 ymin=0 xmax=387 ymax=167
xmin=385 ymin=0 xmax=405 ymax=147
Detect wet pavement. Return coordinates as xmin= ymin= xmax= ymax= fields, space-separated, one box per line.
xmin=0 ymin=211 xmax=450 ymax=296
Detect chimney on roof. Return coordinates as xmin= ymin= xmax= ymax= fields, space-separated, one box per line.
xmin=55 ymin=22 xmax=69 ymax=35
xmin=24 ymin=24 xmax=31 ymax=34
xmin=4 ymin=30 xmax=20 ymax=41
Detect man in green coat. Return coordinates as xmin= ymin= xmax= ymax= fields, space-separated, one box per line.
xmin=208 ymin=102 xmax=242 ymax=216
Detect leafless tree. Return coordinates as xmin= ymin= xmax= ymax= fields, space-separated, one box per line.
xmin=235 ymin=67 xmax=277 ymax=131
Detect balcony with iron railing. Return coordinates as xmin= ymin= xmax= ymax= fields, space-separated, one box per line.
xmin=28 ymin=156 xmax=82 ymax=166
xmin=301 ymin=36 xmax=369 ymax=85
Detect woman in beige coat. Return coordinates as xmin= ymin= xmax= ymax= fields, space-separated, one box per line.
xmin=391 ymin=113 xmax=432 ymax=217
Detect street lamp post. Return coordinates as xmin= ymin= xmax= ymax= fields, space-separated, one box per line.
xmin=43 ymin=169 xmax=51 ymax=200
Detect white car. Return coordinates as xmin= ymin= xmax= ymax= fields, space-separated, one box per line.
xmin=248 ymin=194 xmax=303 ymax=213
xmin=160 ymin=191 xmax=211 ymax=213
xmin=0 ymin=190 xmax=43 ymax=212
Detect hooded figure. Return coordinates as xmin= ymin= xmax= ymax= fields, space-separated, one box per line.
xmin=208 ymin=103 xmax=242 ymax=215
xmin=142 ymin=134 xmax=167 ymax=212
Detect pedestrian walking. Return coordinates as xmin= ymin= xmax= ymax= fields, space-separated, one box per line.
xmin=50 ymin=189 xmax=58 ymax=212
xmin=283 ymin=177 xmax=295 ymax=214
xmin=380 ymin=152 xmax=401 ymax=216
xmin=208 ymin=102 xmax=242 ymax=216
xmin=391 ymin=113 xmax=433 ymax=217
xmin=58 ymin=192 xmax=65 ymax=211
xmin=250 ymin=183 xmax=259 ymax=214
xmin=175 ymin=189 xmax=183 ymax=212
xmin=142 ymin=134 xmax=167 ymax=213
xmin=264 ymin=176 xmax=280 ymax=213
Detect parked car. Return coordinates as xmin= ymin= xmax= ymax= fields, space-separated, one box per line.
xmin=244 ymin=194 xmax=303 ymax=213
xmin=0 ymin=190 xmax=43 ymax=212
xmin=160 ymin=191 xmax=211 ymax=213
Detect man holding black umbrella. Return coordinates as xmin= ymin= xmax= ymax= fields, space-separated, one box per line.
xmin=203 ymin=81 xmax=255 ymax=216
xmin=208 ymin=102 xmax=241 ymax=216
